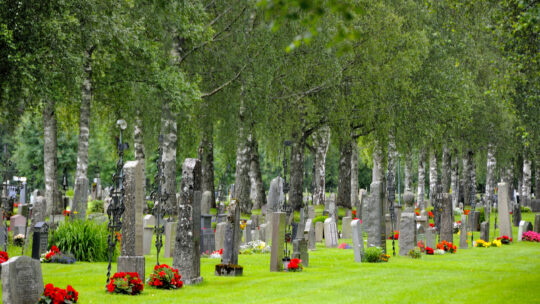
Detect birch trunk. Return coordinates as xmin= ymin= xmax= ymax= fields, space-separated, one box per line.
xmin=134 ymin=112 xmax=145 ymax=209
xmin=386 ymin=136 xmax=397 ymax=203
xmin=429 ymin=150 xmax=438 ymax=208
xmin=441 ymin=145 xmax=451 ymax=193
xmin=312 ymin=126 xmax=330 ymax=206
xmin=485 ymin=145 xmax=496 ymax=202
xmin=372 ymin=142 xmax=384 ymax=184
xmin=536 ymin=158 xmax=540 ymax=199
xmin=248 ymin=131 xmax=265 ymax=210
xmin=350 ymin=140 xmax=359 ymax=208
xmin=404 ymin=150 xmax=413 ymax=193
xmin=234 ymin=101 xmax=251 ymax=214
xmin=43 ymin=100 xmax=61 ymax=216
xmin=72 ymin=49 xmax=93 ymax=219
xmin=522 ymin=152 xmax=532 ymax=206
xmin=417 ymin=148 xmax=426 ymax=210
xmin=451 ymin=149 xmax=459 ymax=209
xmin=160 ymin=100 xmax=178 ymax=214
xmin=200 ymin=123 xmax=215 ymax=209
xmin=337 ymin=138 xmax=352 ymax=209
xmin=462 ymin=153 xmax=471 ymax=206
xmin=471 ymin=154 xmax=477 ymax=207
xmin=289 ymin=134 xmax=305 ymax=211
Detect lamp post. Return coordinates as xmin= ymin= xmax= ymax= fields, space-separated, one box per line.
xmin=106 ymin=119 xmax=128 ymax=286
xmin=151 ymin=135 xmax=169 ymax=266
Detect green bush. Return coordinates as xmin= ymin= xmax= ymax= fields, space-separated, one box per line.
xmin=364 ymin=247 xmax=383 ymax=263
xmin=50 ymin=220 xmax=117 ymax=262
xmin=89 ymin=200 xmax=104 ymax=213
xmin=312 ymin=215 xmax=328 ymax=224
xmin=521 ymin=206 xmax=532 ymax=213
xmin=408 ymin=248 xmax=422 ymax=259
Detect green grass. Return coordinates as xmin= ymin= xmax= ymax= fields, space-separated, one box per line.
xmin=2 ymin=212 xmax=539 ymax=303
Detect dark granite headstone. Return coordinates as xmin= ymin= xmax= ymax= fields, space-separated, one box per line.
xmin=201 ymin=214 xmax=215 ymax=254
xmin=531 ymin=199 xmax=540 ymax=212
xmin=31 ymin=222 xmax=49 ymax=260
xmin=292 ymin=238 xmax=309 ymax=267
xmin=512 ymin=200 xmax=521 ymax=227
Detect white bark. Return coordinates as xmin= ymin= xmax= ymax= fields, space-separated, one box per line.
xmin=372 ymin=142 xmax=384 ymax=184
xmin=429 ymin=150 xmax=438 ymax=208
xmin=485 ymin=144 xmax=496 ymax=201
xmin=441 ymin=145 xmax=451 ymax=193
xmin=43 ymin=100 xmax=61 ymax=216
xmin=248 ymin=131 xmax=265 ymax=210
xmin=134 ymin=113 xmax=145 ymax=209
xmin=386 ymin=135 xmax=397 ymax=203
xmin=160 ymin=100 xmax=178 ymax=213
xmin=234 ymin=101 xmax=251 ymax=213
xmin=312 ymin=126 xmax=330 ymax=206
xmin=417 ymin=148 xmax=426 ymax=210
xmin=351 ymin=140 xmax=359 ymax=207
xmin=451 ymin=149 xmax=459 ymax=209
xmin=522 ymin=153 xmax=532 ymax=205
xmin=404 ymin=150 xmax=413 ymax=193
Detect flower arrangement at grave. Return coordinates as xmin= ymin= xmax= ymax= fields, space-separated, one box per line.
xmin=474 ymin=239 xmax=492 ymax=248
xmin=352 ymin=210 xmax=359 ymax=220
xmin=38 ymin=284 xmax=78 ymax=304
xmin=496 ymin=235 xmax=512 ymax=244
xmin=388 ymin=230 xmax=399 ymax=240
xmin=338 ymin=243 xmax=351 ymax=249
xmin=13 ymin=234 xmax=25 ymax=247
xmin=209 ymin=248 xmax=223 ymax=258
xmin=522 ymin=231 xmax=540 ymax=242
xmin=434 ymin=249 xmax=445 ymax=255
xmin=429 ymin=223 xmax=435 ymax=228
xmin=240 ymin=240 xmax=270 ymax=254
xmin=436 ymin=240 xmax=457 ymax=253
xmin=415 ymin=209 xmax=420 ymax=216
xmin=147 ymin=264 xmax=183 ymax=289
xmin=106 ymin=272 xmax=144 ymax=295
xmin=425 ymin=247 xmax=434 ymax=255
xmin=380 ymin=253 xmax=390 ymax=262
xmin=240 ymin=221 xmax=247 ymax=230
xmin=492 ymin=239 xmax=502 ymax=247
xmin=417 ymin=241 xmax=425 ymax=253
xmin=63 ymin=210 xmax=71 ymax=217
xmin=287 ymin=258 xmax=303 ymax=272
xmin=0 ymin=251 xmax=8 ymax=263
xmin=41 ymin=245 xmax=76 ymax=264
xmin=463 ymin=209 xmax=470 ymax=215
xmin=428 ymin=211 xmax=434 ymax=218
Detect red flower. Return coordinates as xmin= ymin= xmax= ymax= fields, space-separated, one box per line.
xmin=428 ymin=211 xmax=434 ymax=218
xmin=429 ymin=223 xmax=435 ymax=228
xmin=352 ymin=210 xmax=357 ymax=217
xmin=415 ymin=211 xmax=420 ymax=216
xmin=0 ymin=251 xmax=8 ymax=263
xmin=464 ymin=210 xmax=470 ymax=215
xmin=426 ymin=247 xmax=434 ymax=255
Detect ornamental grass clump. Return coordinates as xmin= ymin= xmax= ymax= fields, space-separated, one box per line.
xmin=50 ymin=219 xmax=114 ymax=262
xmin=148 ymin=264 xmax=183 ymax=289
xmin=38 ymin=284 xmax=78 ymax=304
xmin=107 ymin=272 xmax=144 ymax=295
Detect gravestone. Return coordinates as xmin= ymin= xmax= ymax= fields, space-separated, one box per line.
xmin=351 ymin=219 xmax=364 ymax=263
xmin=459 ymin=215 xmax=468 ymax=249
xmin=399 ymin=192 xmax=416 ymax=256
xmin=497 ymin=182 xmax=513 ymax=239
xmin=416 ymin=224 xmax=425 ymax=248
xmin=323 ymin=218 xmax=338 ymax=248
xmin=267 ymin=177 xmax=284 ymax=214
xmin=251 ymin=229 xmax=259 ymax=242
xmin=259 ymin=223 xmax=267 ymax=242
xmin=9 ymin=215 xmax=26 ymax=229
xmin=143 ymin=214 xmax=155 ymax=228
xmin=440 ymin=193 xmax=454 ymax=243
xmin=215 ymin=222 xmax=227 ymax=251
xmin=172 ymin=158 xmax=203 ymax=285
xmin=143 ymin=227 xmax=153 ymax=255
xmin=31 ymin=193 xmax=46 ymax=226
xmin=72 ymin=176 xmax=89 ymax=220
xmin=512 ymin=201 xmax=522 ymax=227
xmin=517 ymin=221 xmax=533 ymax=241
xmin=328 ymin=201 xmax=337 ymax=223
xmin=245 ymin=220 xmax=253 ymax=243
xmin=265 ymin=220 xmax=273 ymax=243
xmin=250 ymin=214 xmax=261 ymax=229
xmin=535 ymin=215 xmax=540 ymax=233
xmin=217 ymin=202 xmax=242 ymax=276
xmin=357 ymin=189 xmax=366 ymax=219
xmin=117 ymin=160 xmax=145 ymax=281
xmin=201 ymin=191 xmax=213 ymax=215
xmin=1 ymin=255 xmax=44 ymax=304
xmin=308 ymin=205 xmax=316 ymax=219
xmin=315 ymin=221 xmax=323 ymax=242
xmin=163 ymin=221 xmax=177 ymax=258
xmin=480 ymin=221 xmax=489 ymax=242
xmin=416 ymin=210 xmax=428 ymax=231
xmin=342 ymin=216 xmax=352 ymax=239
xmin=426 ymin=227 xmax=437 ymax=249
xmin=531 ymin=199 xmax=540 ymax=212
xmin=292 ymin=238 xmax=309 ymax=267
xmin=385 ymin=214 xmax=393 ymax=237
xmin=31 ymin=222 xmax=49 ymax=260
xmin=367 ymin=181 xmax=385 ymax=251
xmin=0 ymin=225 xmax=6 ymax=248
xmin=469 ymin=211 xmax=481 ymax=231
xmin=217 ymin=213 xmax=227 ymax=223
xmin=103 ymin=197 xmax=112 ymax=214
xmin=201 ymin=214 xmax=215 ymax=255
xmin=270 ymin=212 xmax=286 ymax=272
xmin=305 ymin=219 xmax=316 ymax=250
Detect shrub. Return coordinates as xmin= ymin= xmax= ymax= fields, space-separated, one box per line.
xmin=312 ymin=215 xmax=328 ymax=224
xmin=50 ymin=220 xmax=116 ymax=262
xmin=364 ymin=247 xmax=383 ymax=263
xmin=521 ymin=206 xmax=532 ymax=213
xmin=88 ymin=200 xmax=104 ymax=213
xmin=408 ymin=248 xmax=422 ymax=259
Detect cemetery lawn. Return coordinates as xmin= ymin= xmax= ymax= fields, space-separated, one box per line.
xmin=3 ymin=213 xmax=538 ymax=304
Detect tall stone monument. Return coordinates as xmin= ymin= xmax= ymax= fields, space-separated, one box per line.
xmin=270 ymin=212 xmax=286 ymax=272
xmin=399 ymin=192 xmax=416 ymax=256
xmin=497 ymin=182 xmax=513 ymax=239
xmin=173 ymin=158 xmax=203 ymax=284
xmin=117 ymin=160 xmax=145 ymax=281
xmin=440 ymin=193 xmax=454 ymax=243
xmin=72 ymin=176 xmax=89 ymax=220
xmin=367 ymin=181 xmax=386 ymax=251
xmin=351 ymin=219 xmax=364 ymax=262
